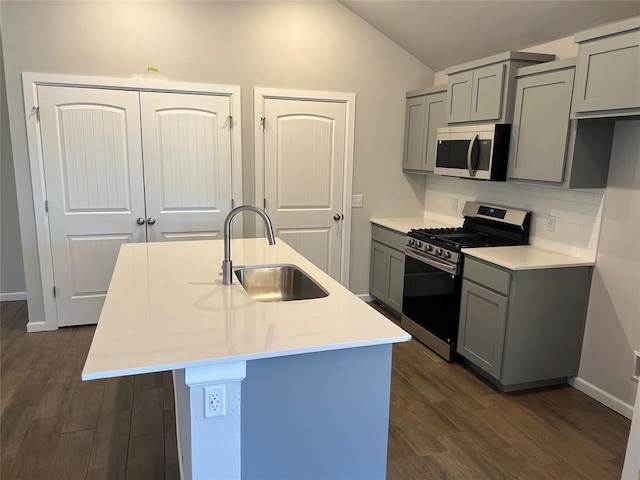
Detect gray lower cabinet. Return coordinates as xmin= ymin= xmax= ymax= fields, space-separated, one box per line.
xmin=457 ymin=257 xmax=592 ymax=391
xmin=370 ymin=225 xmax=405 ymax=315
xmin=458 ymin=281 xmax=508 ymax=379
xmin=508 ymin=59 xmax=615 ymax=189
xmin=572 ymin=16 xmax=640 ymax=118
xmin=403 ymin=86 xmax=447 ymax=173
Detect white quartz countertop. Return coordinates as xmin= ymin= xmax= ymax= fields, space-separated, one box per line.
xmin=82 ymin=239 xmax=410 ymax=380
xmin=462 ymin=246 xmax=595 ymax=270
xmin=370 ymin=216 xmax=459 ymax=234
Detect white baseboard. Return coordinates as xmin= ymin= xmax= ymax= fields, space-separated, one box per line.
xmin=569 ymin=376 xmax=634 ymax=419
xmin=0 ymin=291 xmax=27 ymax=302
xmin=357 ymin=294 xmax=374 ymax=302
xmin=26 ymin=321 xmax=50 ymax=333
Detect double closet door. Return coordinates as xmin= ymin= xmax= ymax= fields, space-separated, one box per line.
xmin=38 ymin=86 xmax=235 ymax=327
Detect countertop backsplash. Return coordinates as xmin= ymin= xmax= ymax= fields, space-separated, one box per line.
xmin=424 ymin=175 xmax=604 ymax=261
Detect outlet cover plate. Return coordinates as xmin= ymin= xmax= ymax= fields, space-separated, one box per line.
xmin=204 ymin=385 xmax=225 ymax=418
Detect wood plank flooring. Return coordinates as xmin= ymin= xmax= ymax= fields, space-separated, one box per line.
xmin=1 ymin=301 xmax=178 ymax=479
xmin=1 ymin=300 xmax=631 ymax=479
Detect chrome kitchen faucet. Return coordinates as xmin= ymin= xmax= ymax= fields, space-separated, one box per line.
xmin=222 ymin=205 xmax=276 ymax=285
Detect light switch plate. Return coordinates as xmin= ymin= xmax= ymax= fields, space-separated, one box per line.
xmin=352 ymin=195 xmax=363 ymax=208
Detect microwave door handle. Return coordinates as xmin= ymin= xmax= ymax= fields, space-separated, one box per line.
xmin=467 ymin=133 xmax=478 ymax=177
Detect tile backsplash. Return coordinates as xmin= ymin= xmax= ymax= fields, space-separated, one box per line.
xmin=424 ymin=175 xmax=604 ymax=260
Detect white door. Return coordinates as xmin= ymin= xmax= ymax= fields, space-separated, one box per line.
xmin=140 ymin=92 xmax=234 ymax=242
xmin=39 ymin=87 xmax=238 ymax=327
xmin=38 ymin=86 xmax=146 ymax=327
xmin=259 ymin=96 xmax=350 ymax=282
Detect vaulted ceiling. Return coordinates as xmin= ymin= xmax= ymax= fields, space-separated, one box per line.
xmin=340 ymin=1 xmax=640 ymax=71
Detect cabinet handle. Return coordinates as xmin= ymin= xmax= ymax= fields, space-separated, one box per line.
xmin=147 ymin=217 xmax=156 ymax=225
xmin=136 ymin=217 xmax=146 ymax=225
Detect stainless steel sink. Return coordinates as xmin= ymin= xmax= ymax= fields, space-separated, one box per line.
xmin=234 ymin=264 xmax=329 ymax=302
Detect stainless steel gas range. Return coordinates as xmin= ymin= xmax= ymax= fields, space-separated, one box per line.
xmin=401 ymin=201 xmax=531 ymax=361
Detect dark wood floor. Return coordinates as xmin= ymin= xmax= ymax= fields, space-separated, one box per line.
xmin=1 ymin=300 xmax=631 ymax=479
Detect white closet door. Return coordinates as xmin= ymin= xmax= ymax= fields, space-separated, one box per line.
xmin=140 ymin=92 xmax=234 ymax=242
xmin=38 ymin=86 xmax=146 ymax=327
xmin=263 ymin=98 xmax=346 ymax=280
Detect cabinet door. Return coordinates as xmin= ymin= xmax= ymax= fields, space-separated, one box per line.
xmin=446 ymin=71 xmax=473 ymax=123
xmin=386 ymin=248 xmax=405 ymax=312
xmin=573 ymin=30 xmax=640 ymax=113
xmin=469 ymin=63 xmax=505 ymax=122
xmin=370 ymin=241 xmax=389 ymax=301
xmin=457 ymin=280 xmax=508 ymax=379
xmin=403 ymin=96 xmax=427 ymax=170
xmin=509 ymin=68 xmax=574 ymax=182
xmin=424 ymin=92 xmax=447 ymax=171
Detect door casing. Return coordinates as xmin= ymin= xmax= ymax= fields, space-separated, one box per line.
xmin=22 ymin=72 xmax=242 ymax=331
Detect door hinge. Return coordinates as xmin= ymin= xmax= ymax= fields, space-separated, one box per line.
xmin=260 ymin=117 xmax=266 ymax=131
xmin=231 ymin=198 xmax=235 ymax=209
xmin=227 ymin=115 xmax=233 ymax=129
xmin=32 ymin=106 xmax=40 ymax=122
xmin=263 ymin=198 xmax=267 ymax=209
xmin=44 ymin=200 xmax=49 ymax=213
xmin=53 ymin=286 xmax=56 ymax=298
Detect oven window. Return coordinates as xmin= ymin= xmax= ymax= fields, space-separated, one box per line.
xmin=402 ymin=254 xmax=462 ymax=344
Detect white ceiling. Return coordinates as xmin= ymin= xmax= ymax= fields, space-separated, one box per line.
xmin=340 ymin=1 xmax=640 ymax=71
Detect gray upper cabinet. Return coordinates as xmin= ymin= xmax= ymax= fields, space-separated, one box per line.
xmin=508 ymin=59 xmax=616 ymax=189
xmin=469 ymin=63 xmax=505 ymax=121
xmin=444 ymin=51 xmax=555 ymax=125
xmin=446 ymin=71 xmax=473 ymax=123
xmin=509 ymin=60 xmax=575 ymax=183
xmin=572 ymin=16 xmax=640 ymax=118
xmin=403 ymin=86 xmax=447 ymax=173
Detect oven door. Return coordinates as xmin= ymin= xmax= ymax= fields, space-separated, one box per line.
xmin=401 ymin=249 xmax=462 ymax=361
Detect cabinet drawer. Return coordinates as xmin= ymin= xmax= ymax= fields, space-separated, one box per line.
xmin=463 ymin=257 xmax=511 ymax=295
xmin=371 ymin=225 xmax=406 ymax=252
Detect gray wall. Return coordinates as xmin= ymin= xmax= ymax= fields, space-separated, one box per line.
xmin=0 ymin=32 xmax=26 ymax=299
xmin=578 ymin=120 xmax=640 ymax=410
xmin=0 ymin=1 xmax=433 ymax=325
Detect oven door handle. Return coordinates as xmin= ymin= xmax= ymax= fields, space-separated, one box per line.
xmin=405 ymin=249 xmax=458 ymax=275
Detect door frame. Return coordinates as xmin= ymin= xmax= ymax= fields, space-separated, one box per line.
xmin=22 ymin=72 xmax=243 ymax=331
xmin=254 ymin=87 xmax=356 ymax=287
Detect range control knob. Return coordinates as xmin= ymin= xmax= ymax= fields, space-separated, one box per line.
xmin=445 ymin=251 xmax=452 ymax=259
xmin=436 ymin=248 xmax=443 ymax=256
xmin=416 ymin=241 xmax=423 ymax=248
xmin=408 ymin=238 xmax=415 ymax=246
xmin=426 ymin=244 xmax=433 ymax=252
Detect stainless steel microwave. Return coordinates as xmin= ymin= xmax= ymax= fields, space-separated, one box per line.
xmin=434 ymin=124 xmax=511 ymax=181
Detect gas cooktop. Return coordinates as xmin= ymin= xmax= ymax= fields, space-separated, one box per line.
xmin=408 ymin=227 xmax=522 ymax=250
xmin=406 ymin=202 xmax=531 ymax=264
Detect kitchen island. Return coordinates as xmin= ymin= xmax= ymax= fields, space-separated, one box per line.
xmin=82 ymin=238 xmax=410 ymax=479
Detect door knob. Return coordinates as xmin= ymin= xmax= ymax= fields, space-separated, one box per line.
xmin=333 ymin=214 xmax=342 ymax=221
xmin=136 ymin=217 xmax=145 ymax=225
xmin=147 ymin=217 xmax=156 ymax=225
